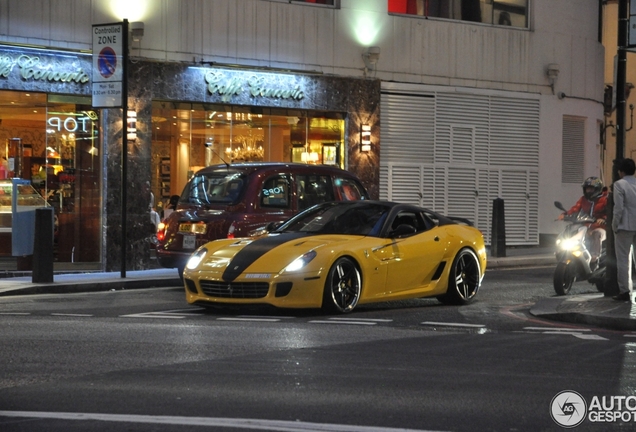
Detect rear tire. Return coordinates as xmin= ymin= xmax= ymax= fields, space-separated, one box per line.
xmin=437 ymin=248 xmax=481 ymax=305
xmin=553 ymin=261 xmax=575 ymax=295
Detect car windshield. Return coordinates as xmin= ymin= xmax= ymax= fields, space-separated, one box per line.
xmin=181 ymin=171 xmax=246 ymax=205
xmin=279 ymin=202 xmax=388 ymax=236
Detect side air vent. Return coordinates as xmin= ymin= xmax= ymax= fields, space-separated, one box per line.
xmin=431 ymin=262 xmax=446 ymax=281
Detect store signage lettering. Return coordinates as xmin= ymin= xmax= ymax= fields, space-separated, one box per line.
xmin=48 ymin=113 xmax=97 ymax=133
xmin=205 ymin=71 xmax=304 ymax=102
xmin=0 ymin=54 xmax=89 ymax=84
xmin=0 ymin=55 xmax=13 ymax=77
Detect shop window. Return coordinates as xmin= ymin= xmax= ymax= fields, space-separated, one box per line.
xmin=388 ymin=0 xmax=528 ymax=28
xmin=261 ymin=175 xmax=291 ymax=208
xmin=150 ymin=101 xmax=345 ymax=214
xmin=0 ymin=90 xmax=101 ymax=263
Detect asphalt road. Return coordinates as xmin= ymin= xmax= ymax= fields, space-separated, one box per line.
xmin=1 ymin=266 xmax=634 ymax=431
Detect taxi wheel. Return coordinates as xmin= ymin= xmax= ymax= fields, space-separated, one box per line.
xmin=437 ymin=248 xmax=481 ymax=305
xmin=322 ymin=257 xmax=361 ymax=314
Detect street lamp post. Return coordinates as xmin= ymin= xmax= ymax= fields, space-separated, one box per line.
xmin=605 ymin=0 xmax=629 ymax=296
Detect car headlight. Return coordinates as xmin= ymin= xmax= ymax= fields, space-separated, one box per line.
xmin=186 ymin=247 xmax=208 ymax=270
xmin=284 ymin=250 xmax=317 ymax=272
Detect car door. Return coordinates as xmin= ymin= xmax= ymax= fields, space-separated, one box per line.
xmin=373 ymin=210 xmax=449 ymax=295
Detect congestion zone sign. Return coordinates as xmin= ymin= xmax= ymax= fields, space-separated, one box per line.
xmin=92 ymin=23 xmax=124 ymax=108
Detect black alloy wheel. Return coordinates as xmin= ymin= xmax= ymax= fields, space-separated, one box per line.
xmin=437 ymin=248 xmax=481 ymax=305
xmin=322 ymin=257 xmax=362 ymax=313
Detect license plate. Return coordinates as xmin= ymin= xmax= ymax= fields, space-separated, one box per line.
xmin=178 ymin=223 xmax=207 ymax=234
xmin=182 ymin=234 xmax=196 ymax=250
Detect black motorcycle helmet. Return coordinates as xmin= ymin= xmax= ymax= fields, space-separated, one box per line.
xmin=582 ymin=176 xmax=603 ymax=200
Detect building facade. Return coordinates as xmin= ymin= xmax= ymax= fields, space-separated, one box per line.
xmin=0 ymin=0 xmax=604 ymax=271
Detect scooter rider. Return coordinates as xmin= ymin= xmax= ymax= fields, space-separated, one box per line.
xmin=558 ymin=176 xmax=608 ymax=267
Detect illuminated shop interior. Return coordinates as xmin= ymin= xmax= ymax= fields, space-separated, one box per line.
xmin=0 ymin=90 xmax=101 ymax=263
xmin=150 ymin=101 xmax=346 ymax=207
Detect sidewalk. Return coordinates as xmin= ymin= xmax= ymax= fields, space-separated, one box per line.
xmin=0 ymin=247 xmax=635 ymax=331
xmin=0 ymin=268 xmax=182 ymax=297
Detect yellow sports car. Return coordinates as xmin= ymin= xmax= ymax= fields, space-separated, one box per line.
xmin=183 ymin=201 xmax=487 ymax=313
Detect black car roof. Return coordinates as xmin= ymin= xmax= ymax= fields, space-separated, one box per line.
xmin=310 ymin=200 xmax=462 ymax=226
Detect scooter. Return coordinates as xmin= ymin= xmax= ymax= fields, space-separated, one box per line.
xmin=553 ymin=201 xmax=606 ymax=295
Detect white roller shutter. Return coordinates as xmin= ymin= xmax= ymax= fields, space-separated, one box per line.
xmin=380 ymin=85 xmax=540 ymax=245
xmin=381 ymin=93 xmax=435 ymax=163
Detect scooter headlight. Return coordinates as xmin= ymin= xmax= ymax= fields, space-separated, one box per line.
xmin=557 ymin=227 xmax=586 ymax=251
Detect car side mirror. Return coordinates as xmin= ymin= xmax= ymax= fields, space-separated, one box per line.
xmin=265 ymin=221 xmax=282 ymax=232
xmin=390 ymin=224 xmax=417 ymax=238
xmin=249 ymin=221 xmax=282 ymax=238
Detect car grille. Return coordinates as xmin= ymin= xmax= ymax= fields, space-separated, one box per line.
xmin=199 ymin=280 xmax=270 ymax=298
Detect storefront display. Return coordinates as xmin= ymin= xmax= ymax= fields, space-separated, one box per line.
xmin=0 ymin=179 xmax=49 ymax=256
xmin=149 ymin=103 xmax=346 ymax=206
xmin=0 ymin=89 xmax=101 ymax=263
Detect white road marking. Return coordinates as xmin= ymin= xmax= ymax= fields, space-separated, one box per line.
xmin=217 ymin=317 xmax=282 ymax=322
xmin=421 ymin=321 xmax=486 ymax=328
xmin=0 ymin=312 xmax=31 ymax=315
xmin=120 ymin=312 xmax=187 ymax=319
xmin=0 ymin=411 xmax=445 ymax=432
xmin=309 ymin=320 xmax=377 ymax=326
xmin=50 ymin=313 xmax=93 ymax=317
xmin=541 ymin=331 xmax=608 ymax=340
xmin=120 ymin=308 xmax=206 ymax=319
xmin=327 ymin=317 xmax=393 ymax=322
xmin=521 ymin=326 xmax=607 ymax=340
xmin=523 ymin=326 xmax=591 ymax=332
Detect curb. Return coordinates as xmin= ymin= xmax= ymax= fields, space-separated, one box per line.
xmin=487 ymin=255 xmax=554 ymax=269
xmin=0 ymin=277 xmax=183 ymax=297
xmin=530 ymin=295 xmax=636 ymax=331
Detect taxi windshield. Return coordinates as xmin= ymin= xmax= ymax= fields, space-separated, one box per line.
xmin=181 ymin=171 xmax=246 ymax=205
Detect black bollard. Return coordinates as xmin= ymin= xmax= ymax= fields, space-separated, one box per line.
xmin=491 ymin=198 xmax=506 ymax=257
xmin=32 ymin=207 xmax=54 ymax=283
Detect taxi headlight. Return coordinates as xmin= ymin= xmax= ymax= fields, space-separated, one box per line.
xmin=284 ymin=250 xmax=317 ymax=272
xmin=186 ymin=247 xmax=208 ymax=270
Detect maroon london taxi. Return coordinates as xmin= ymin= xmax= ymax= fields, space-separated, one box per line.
xmin=155 ymin=162 xmax=368 ymax=276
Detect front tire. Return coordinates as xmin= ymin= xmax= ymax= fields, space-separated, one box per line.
xmin=322 ymin=257 xmax=361 ymax=313
xmin=437 ymin=248 xmax=481 ymax=305
xmin=553 ymin=261 xmax=575 ymax=295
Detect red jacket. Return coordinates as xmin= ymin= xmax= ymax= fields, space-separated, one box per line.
xmin=566 ymin=190 xmax=608 ymax=230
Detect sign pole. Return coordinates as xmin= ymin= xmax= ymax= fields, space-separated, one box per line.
xmin=91 ymin=21 xmax=126 ymax=276
xmin=121 ymin=19 xmax=129 ymax=278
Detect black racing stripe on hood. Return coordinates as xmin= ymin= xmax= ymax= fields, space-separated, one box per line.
xmin=222 ymin=232 xmax=310 ymax=282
